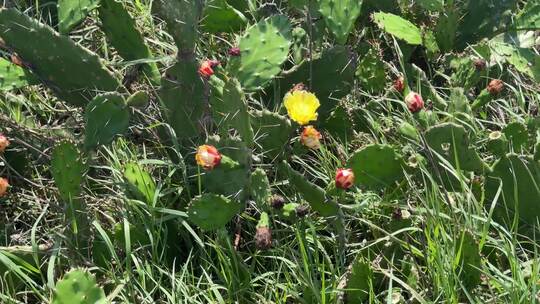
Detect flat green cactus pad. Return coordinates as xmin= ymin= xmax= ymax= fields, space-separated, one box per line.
xmin=0 ymin=58 xmax=37 ymax=91
xmin=124 ymin=162 xmax=156 ymax=204
xmin=58 ymin=0 xmax=101 ymax=34
xmin=52 ymin=269 xmax=106 ymax=304
xmin=187 ymin=194 xmax=241 ymax=231
xmin=84 ymin=93 xmax=130 ymax=150
xmin=348 ymin=144 xmax=405 ymax=190
xmin=318 ymin=0 xmax=363 ymax=44
xmin=372 ymin=12 xmax=422 ymax=45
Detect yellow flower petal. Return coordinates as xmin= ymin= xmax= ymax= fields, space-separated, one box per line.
xmin=284 ymin=90 xmax=320 ymax=125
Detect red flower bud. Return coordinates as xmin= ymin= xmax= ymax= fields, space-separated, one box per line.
xmin=195 ymin=145 xmax=222 ymax=170
xmin=487 ymin=79 xmax=504 ymax=96
xmin=405 ymin=91 xmax=424 ymax=113
xmin=0 ymin=177 xmax=9 ymax=197
xmin=0 ymin=134 xmax=9 ymax=153
xmin=228 ymin=47 xmax=241 ymax=56
xmin=198 ymin=60 xmax=220 ymax=78
xmin=335 ymin=168 xmax=355 ymax=190
xmin=394 ymin=76 xmax=405 ymax=92
xmin=300 ymin=126 xmax=322 ymax=149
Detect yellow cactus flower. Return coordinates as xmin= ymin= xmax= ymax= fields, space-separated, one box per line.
xmin=284 ymin=90 xmax=320 ymax=125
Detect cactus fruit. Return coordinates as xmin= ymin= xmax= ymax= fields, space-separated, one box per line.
xmin=485 ymin=154 xmax=540 ymax=229
xmin=0 ymin=58 xmax=37 ymax=91
xmin=356 ymin=48 xmax=386 ymax=94
xmin=486 ymin=131 xmax=508 ymax=158
xmin=502 ymin=122 xmax=528 ymax=152
xmin=278 ymin=46 xmax=355 ymax=117
xmin=210 ymin=77 xmax=254 ymax=145
xmin=250 ymin=168 xmax=271 ymax=209
xmin=153 ymin=0 xmax=203 ymax=55
xmin=98 ymin=0 xmax=161 ymax=85
xmin=251 ymin=110 xmax=293 ymax=160
xmin=0 ymin=9 xmax=120 ymax=106
xmin=187 ymin=194 xmax=241 ymax=231
xmin=424 ymin=123 xmax=485 ymax=172
xmin=57 ymin=0 xmax=101 ymax=34
xmin=202 ymin=0 xmax=247 ymax=34
xmin=124 ymin=162 xmax=156 ymax=204
xmin=372 ymin=12 xmax=422 ymax=45
xmin=281 ymin=161 xmax=339 ymax=216
xmin=318 ymin=0 xmax=363 ymax=44
xmin=51 ymin=269 xmax=106 ymax=304
xmin=159 ymin=61 xmax=206 ymax=140
xmin=232 ymin=15 xmax=292 ymax=91
xmin=347 ymin=144 xmax=405 ymax=190
xmin=255 ymin=212 xmax=272 ymax=250
xmin=84 ymin=93 xmax=130 ymax=151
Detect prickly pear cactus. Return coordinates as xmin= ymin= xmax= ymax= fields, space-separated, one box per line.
xmin=153 ymin=0 xmax=203 ymax=54
xmin=502 ymin=122 xmax=528 ymax=152
xmin=251 ymin=110 xmax=293 ymax=160
xmin=250 ymin=168 xmax=271 ymax=209
xmin=98 ymin=0 xmax=160 ymax=85
xmin=187 ymin=194 xmax=241 ymax=231
xmin=58 ymin=0 xmax=101 ymax=34
xmin=485 ymin=154 xmax=540 ymax=229
xmin=281 ymin=161 xmax=339 ymax=216
xmin=0 ymin=58 xmax=37 ymax=91
xmin=124 ymin=162 xmax=156 ymax=204
xmin=345 ymin=255 xmax=372 ymax=303
xmin=356 ymin=48 xmax=386 ymax=94
xmin=348 ymin=144 xmax=405 ymax=190
xmin=202 ymin=0 xmax=246 ymax=34
xmin=52 ymin=269 xmax=106 ymax=304
xmin=51 ymin=141 xmax=86 ymax=202
xmin=318 ymin=0 xmax=363 ymax=44
xmin=455 ymin=231 xmax=481 ymax=290
xmin=279 ymin=46 xmax=355 ymax=116
xmin=84 ymin=93 xmax=130 ymax=151
xmin=232 ymin=15 xmax=292 ymax=91
xmin=486 ymin=131 xmax=508 ymax=158
xmin=0 ymin=9 xmax=120 ymax=106
xmin=372 ymin=12 xmax=422 ymax=45
xmin=424 ymin=123 xmax=485 ymax=172
xmin=210 ymin=77 xmax=254 ymax=145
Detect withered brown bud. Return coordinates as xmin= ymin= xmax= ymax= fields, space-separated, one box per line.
xmin=291 ymin=83 xmax=306 ymax=93
xmin=270 ymin=194 xmax=285 ymax=209
xmin=255 ymin=226 xmax=272 ymax=250
xmin=228 ymin=47 xmax=241 ymax=56
xmin=295 ymin=205 xmax=310 ymax=218
xmin=473 ymin=58 xmax=486 ymax=70
xmin=393 ymin=76 xmax=405 ymax=92
xmin=487 ymin=79 xmax=504 ymax=96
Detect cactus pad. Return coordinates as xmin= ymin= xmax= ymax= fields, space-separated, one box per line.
xmin=455 ymin=231 xmax=481 ymax=290
xmin=318 ymin=0 xmax=363 ymax=44
xmin=153 ymin=0 xmax=203 ymax=53
xmin=348 ymin=144 xmax=405 ymax=190
xmin=52 ymin=269 xmax=106 ymax=304
xmin=84 ymin=93 xmax=130 ymax=150
xmin=372 ymin=12 xmax=422 ymax=45
xmin=98 ymin=0 xmax=160 ymax=85
xmin=503 ymin=122 xmax=528 ymax=152
xmin=234 ymin=15 xmax=292 ymax=91
xmin=0 ymin=58 xmax=37 ymax=91
xmin=356 ymin=48 xmax=386 ymax=93
xmin=51 ymin=141 xmax=86 ymax=202
xmin=250 ymin=168 xmax=271 ymax=209
xmin=252 ymin=110 xmax=293 ymax=160
xmin=187 ymin=194 xmax=241 ymax=231
xmin=0 ymin=9 xmax=120 ymax=106
xmin=345 ymin=255 xmax=372 ymax=302
xmin=124 ymin=162 xmax=156 ymax=204
xmin=58 ymin=0 xmax=101 ymax=34
xmin=202 ymin=0 xmax=246 ymax=34
xmin=424 ymin=123 xmax=485 ymax=172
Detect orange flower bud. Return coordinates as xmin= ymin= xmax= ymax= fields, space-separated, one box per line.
xmin=405 ymin=91 xmax=424 ymax=113
xmin=0 ymin=134 xmax=9 ymax=153
xmin=198 ymin=60 xmax=220 ymax=78
xmin=300 ymin=125 xmax=322 ymax=149
xmin=195 ymin=145 xmax=222 ymax=170
xmin=335 ymin=168 xmax=355 ymax=190
xmin=0 ymin=177 xmax=9 ymax=197
xmin=393 ymin=76 xmax=405 ymax=92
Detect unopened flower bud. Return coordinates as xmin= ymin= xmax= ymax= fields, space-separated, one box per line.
xmin=300 ymin=126 xmax=322 ymax=149
xmin=295 ymin=205 xmax=310 ymax=217
xmin=0 ymin=134 xmax=10 ymax=153
xmin=335 ymin=168 xmax=355 ymax=190
xmin=487 ymin=79 xmax=504 ymax=96
xmin=255 ymin=226 xmax=272 ymax=250
xmin=228 ymin=47 xmax=241 ymax=56
xmin=405 ymin=91 xmax=424 ymax=113
xmin=0 ymin=177 xmax=9 ymax=197
xmin=393 ymin=76 xmax=405 ymax=92
xmin=198 ymin=60 xmax=220 ymax=78
xmin=195 ymin=145 xmax=222 ymax=170
xmin=270 ymin=194 xmax=285 ymax=209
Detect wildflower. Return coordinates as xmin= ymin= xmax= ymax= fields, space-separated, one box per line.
xmin=195 ymin=145 xmax=222 ymax=170
xmin=335 ymin=168 xmax=355 ymax=190
xmin=0 ymin=177 xmax=8 ymax=197
xmin=393 ymin=76 xmax=405 ymax=92
xmin=405 ymin=91 xmax=424 ymax=113
xmin=228 ymin=47 xmax=241 ymax=57
xmin=300 ymin=126 xmax=322 ymax=149
xmin=487 ymin=79 xmax=504 ymax=96
xmin=270 ymin=194 xmax=285 ymax=209
xmin=198 ymin=60 xmax=220 ymax=78
xmin=284 ymin=86 xmax=320 ymax=125
xmin=0 ymin=134 xmax=9 ymax=153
